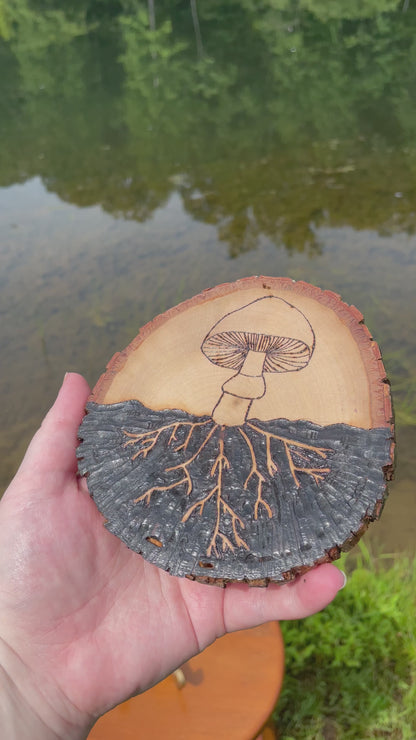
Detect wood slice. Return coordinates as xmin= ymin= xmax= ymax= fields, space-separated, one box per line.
xmin=77 ymin=277 xmax=395 ymax=585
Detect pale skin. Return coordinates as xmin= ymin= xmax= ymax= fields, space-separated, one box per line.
xmin=0 ymin=373 xmax=346 ymax=739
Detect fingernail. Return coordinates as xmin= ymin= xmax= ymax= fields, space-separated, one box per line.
xmin=338 ymin=570 xmax=347 ymax=590
xmin=59 ymin=372 xmax=70 ymax=391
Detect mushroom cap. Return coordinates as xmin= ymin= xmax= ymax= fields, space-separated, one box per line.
xmin=202 ymin=296 xmax=315 ymax=373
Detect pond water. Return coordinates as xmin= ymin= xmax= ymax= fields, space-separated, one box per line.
xmin=1 ymin=2 xmax=415 ymax=555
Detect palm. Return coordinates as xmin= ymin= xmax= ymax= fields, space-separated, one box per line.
xmin=0 ymin=430 xmax=221 ymax=718
xmin=0 ymin=373 xmax=343 ymax=728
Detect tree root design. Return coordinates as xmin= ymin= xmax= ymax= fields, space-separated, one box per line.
xmin=125 ymin=416 xmax=333 ymax=559
xmin=238 ymin=427 xmax=272 ymax=520
xmin=132 ymin=423 xmax=217 ymax=504
xmin=182 ymin=436 xmax=249 ymax=556
xmin=247 ymin=422 xmax=332 ymax=488
xmin=123 ymin=419 xmax=211 ymax=460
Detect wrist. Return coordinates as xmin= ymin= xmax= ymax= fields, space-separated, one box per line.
xmin=0 ymin=638 xmax=91 ymax=740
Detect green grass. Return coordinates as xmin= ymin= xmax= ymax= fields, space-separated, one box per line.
xmin=275 ymin=544 xmax=416 ymax=739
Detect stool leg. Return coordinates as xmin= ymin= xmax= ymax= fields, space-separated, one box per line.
xmin=255 ymin=715 xmax=277 ymax=740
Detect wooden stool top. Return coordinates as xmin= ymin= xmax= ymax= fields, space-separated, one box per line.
xmin=87 ymin=621 xmax=284 ymax=740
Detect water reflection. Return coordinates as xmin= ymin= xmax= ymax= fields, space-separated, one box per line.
xmin=1 ymin=1 xmax=416 ymax=257
xmin=0 ymin=2 xmax=415 ymax=552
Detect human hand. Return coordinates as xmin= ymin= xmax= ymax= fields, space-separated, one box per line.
xmin=0 ymin=373 xmax=345 ymax=739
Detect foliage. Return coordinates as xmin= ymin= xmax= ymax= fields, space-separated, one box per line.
xmin=4 ymin=0 xmax=88 ymax=48
xmin=118 ymin=8 xmax=189 ymax=92
xmin=0 ymin=0 xmax=11 ymax=39
xmin=300 ymin=0 xmax=401 ymax=22
xmin=276 ymin=544 xmax=416 ymax=739
xmin=1 ymin=0 xmax=89 ymax=97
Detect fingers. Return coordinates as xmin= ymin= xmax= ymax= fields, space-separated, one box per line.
xmin=16 ymin=373 xmax=91 ymax=480
xmin=222 ymin=563 xmax=346 ymax=631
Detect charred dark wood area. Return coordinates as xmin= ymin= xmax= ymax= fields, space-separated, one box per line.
xmin=77 ymin=400 xmax=393 ymax=584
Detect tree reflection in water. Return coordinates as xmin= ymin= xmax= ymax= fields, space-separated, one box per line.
xmin=1 ymin=0 xmax=416 ymax=257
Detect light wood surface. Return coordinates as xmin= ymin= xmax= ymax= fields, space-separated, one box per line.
xmin=92 ymin=276 xmax=392 ymax=430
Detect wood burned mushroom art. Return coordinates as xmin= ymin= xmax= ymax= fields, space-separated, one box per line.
xmin=77 ymin=277 xmax=394 ymax=585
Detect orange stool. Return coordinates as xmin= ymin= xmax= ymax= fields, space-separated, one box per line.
xmin=88 ymin=621 xmax=284 ymax=740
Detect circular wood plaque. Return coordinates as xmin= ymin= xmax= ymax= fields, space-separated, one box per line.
xmin=77 ymin=277 xmax=394 ymax=585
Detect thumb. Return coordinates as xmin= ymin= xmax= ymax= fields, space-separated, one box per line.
xmin=222 ymin=563 xmax=346 ymax=629
xmin=14 ymin=373 xmax=90 ymax=481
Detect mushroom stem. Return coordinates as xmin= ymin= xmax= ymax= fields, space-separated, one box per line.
xmin=241 ymin=350 xmax=267 ymax=376
xmin=212 ymin=393 xmax=252 ymax=426
xmin=212 ymin=350 xmax=267 ymax=426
